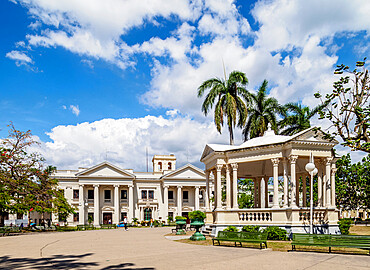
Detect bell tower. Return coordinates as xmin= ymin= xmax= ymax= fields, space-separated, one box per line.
xmin=152 ymin=154 xmax=176 ymax=173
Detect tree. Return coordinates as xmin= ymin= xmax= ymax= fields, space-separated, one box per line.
xmin=278 ymin=102 xmax=327 ymax=136
xmin=315 ymin=59 xmax=370 ymax=153
xmin=198 ymin=70 xmax=249 ymax=145
xmin=0 ymin=124 xmax=74 ymax=224
xmin=335 ymin=154 xmax=369 ymax=212
xmin=242 ymin=80 xmax=284 ymax=140
xmin=238 ymin=178 xmax=254 ymax=208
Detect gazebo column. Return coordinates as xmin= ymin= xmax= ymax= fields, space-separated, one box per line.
xmin=296 ymin=174 xmax=300 ymax=207
xmin=302 ymin=174 xmax=307 ymax=207
xmin=289 ymin=155 xmax=298 ymax=208
xmin=265 ymin=176 xmax=268 ymax=207
xmin=260 ymin=177 xmax=265 ymax=208
xmin=282 ymin=159 xmax=288 ymax=208
xmin=331 ymin=164 xmax=337 ymax=208
xmin=325 ymin=157 xmax=333 ymax=207
xmin=216 ymin=164 xmax=223 ymax=210
xmin=271 ymin=158 xmax=280 ymax=208
xmin=225 ymin=165 xmax=231 ymax=209
xmin=205 ymin=171 xmax=210 ymax=211
xmin=231 ymin=163 xmax=238 ymax=209
xmin=317 ymin=160 xmax=323 ymax=207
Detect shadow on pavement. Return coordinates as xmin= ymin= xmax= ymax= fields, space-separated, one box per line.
xmin=0 ymin=254 xmax=156 ymax=269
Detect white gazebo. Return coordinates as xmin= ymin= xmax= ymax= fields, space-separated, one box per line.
xmin=200 ymin=126 xmax=340 ymax=236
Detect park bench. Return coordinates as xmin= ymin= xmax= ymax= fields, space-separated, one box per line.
xmin=77 ymin=224 xmax=95 ymax=231
xmin=100 ymin=224 xmax=117 ymax=229
xmin=0 ymin=226 xmax=21 ymax=236
xmin=212 ymin=231 xmax=268 ymax=249
xmin=292 ymin=234 xmax=370 ymax=254
xmin=171 ymin=224 xmax=188 ymax=233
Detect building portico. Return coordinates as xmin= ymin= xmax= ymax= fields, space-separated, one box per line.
xmin=201 ymin=126 xmax=340 ymax=235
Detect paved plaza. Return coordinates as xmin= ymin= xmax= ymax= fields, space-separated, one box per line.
xmin=0 ymin=228 xmax=369 ymax=269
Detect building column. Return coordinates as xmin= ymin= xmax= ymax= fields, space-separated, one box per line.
xmin=271 ymin=158 xmax=280 ymax=208
xmin=163 ymin=185 xmax=169 ymax=221
xmin=260 ymin=177 xmax=265 ymax=208
xmin=79 ymin=184 xmax=85 ymax=225
xmin=205 ymin=171 xmax=210 ymax=211
xmin=216 ymin=164 xmax=223 ymax=210
xmin=317 ymin=160 xmax=323 ymax=207
xmin=282 ymin=158 xmax=288 ymax=208
xmin=128 ymin=185 xmax=134 ymax=221
xmin=195 ymin=186 xmax=200 ymax=210
xmin=331 ymin=165 xmax=337 ymax=208
xmin=325 ymin=157 xmax=333 ymax=207
xmin=296 ymin=174 xmax=300 ymax=207
xmin=231 ymin=163 xmax=238 ymax=209
xmin=302 ymin=174 xmax=307 ymax=207
xmin=290 ymin=155 xmax=298 ymax=208
xmin=114 ymin=185 xmax=120 ymax=224
xmin=225 ymin=165 xmax=231 ymax=209
xmin=177 ymin=186 xmax=182 ymax=216
xmin=93 ymin=184 xmax=100 ymax=226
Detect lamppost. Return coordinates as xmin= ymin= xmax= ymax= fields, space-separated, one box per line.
xmin=305 ymin=153 xmax=318 ymax=234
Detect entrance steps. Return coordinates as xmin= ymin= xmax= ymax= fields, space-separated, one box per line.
xmin=202 ymin=225 xmax=213 ymax=236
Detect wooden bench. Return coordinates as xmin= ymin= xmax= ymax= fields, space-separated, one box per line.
xmin=0 ymin=227 xmax=21 ymax=236
xmin=292 ymin=234 xmax=370 ymax=254
xmin=212 ymin=231 xmax=268 ymax=249
xmin=76 ymin=225 xmax=95 ymax=230
xmin=100 ymin=224 xmax=117 ymax=229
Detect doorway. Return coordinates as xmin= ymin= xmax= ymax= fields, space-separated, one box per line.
xmin=103 ymin=213 xmax=112 ymax=224
xmin=144 ymin=208 xmax=152 ymax=221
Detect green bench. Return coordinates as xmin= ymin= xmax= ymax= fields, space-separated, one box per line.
xmin=292 ymin=234 xmax=370 ymax=254
xmin=100 ymin=224 xmax=117 ymax=229
xmin=0 ymin=226 xmax=21 ymax=236
xmin=212 ymin=231 xmax=268 ymax=249
xmin=77 ymin=225 xmax=96 ymax=230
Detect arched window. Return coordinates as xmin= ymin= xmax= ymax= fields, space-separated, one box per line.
xmin=168 ymin=162 xmax=172 ymax=170
xmin=158 ymin=162 xmax=162 ymax=170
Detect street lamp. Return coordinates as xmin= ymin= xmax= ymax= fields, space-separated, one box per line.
xmin=305 ymin=154 xmax=318 ymax=234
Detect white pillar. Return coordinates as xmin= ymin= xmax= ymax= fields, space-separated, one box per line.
xmin=271 ymin=158 xmax=280 ymax=208
xmin=93 ymin=184 xmax=100 ymax=226
xmin=231 ymin=163 xmax=238 ymax=209
xmin=296 ymin=174 xmax=300 ymax=207
xmin=331 ymin=165 xmax=337 ymax=208
xmin=260 ymin=177 xmax=265 ymax=208
xmin=128 ymin=185 xmax=134 ymax=221
xmin=302 ymin=175 xmax=307 ymax=207
xmin=265 ymin=176 xmax=269 ymax=208
xmin=195 ymin=186 xmax=200 ymax=210
xmin=216 ymin=164 xmax=222 ymax=210
xmin=177 ymin=186 xmax=182 ymax=216
xmin=225 ymin=165 xmax=231 ymax=209
xmin=290 ymin=155 xmax=298 ymax=208
xmin=317 ymin=161 xmax=323 ymax=207
xmin=283 ymin=159 xmax=288 ymax=208
xmin=205 ymin=171 xmax=210 ymax=211
xmin=79 ymin=184 xmax=85 ymax=225
xmin=114 ymin=185 xmax=120 ymax=224
xmin=164 ymin=185 xmax=169 ymax=221
xmin=257 ymin=178 xmax=261 ymax=208
xmin=325 ymin=157 xmax=333 ymax=207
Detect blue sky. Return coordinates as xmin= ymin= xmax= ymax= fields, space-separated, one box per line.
xmin=1 ymin=0 xmax=369 ymax=170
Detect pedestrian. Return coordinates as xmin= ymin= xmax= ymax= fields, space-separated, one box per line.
xmin=150 ymin=218 xmax=153 ymax=228
xmin=123 ymin=216 xmax=128 ymax=231
xmin=108 ymin=219 xmax=112 ymax=224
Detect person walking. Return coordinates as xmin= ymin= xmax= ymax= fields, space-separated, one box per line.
xmin=123 ymin=216 xmax=128 ymax=231
xmin=150 ymin=218 xmax=153 ymax=228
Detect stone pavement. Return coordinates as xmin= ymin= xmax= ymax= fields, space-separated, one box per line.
xmin=0 ymin=227 xmax=369 ymax=269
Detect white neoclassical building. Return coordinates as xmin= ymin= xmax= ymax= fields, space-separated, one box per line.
xmin=201 ymin=127 xmax=340 ymax=235
xmin=52 ymin=155 xmax=210 ymax=226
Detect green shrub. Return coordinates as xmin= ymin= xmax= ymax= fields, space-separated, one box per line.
xmin=175 ymin=216 xmax=187 ymax=221
xmin=223 ymin=226 xmax=238 ymax=232
xmin=338 ymin=218 xmax=353 ymax=235
xmin=188 ymin=210 xmax=206 ymax=220
xmin=241 ymin=225 xmax=260 ymax=233
xmin=263 ymin=226 xmax=287 ymax=240
xmin=167 ymin=216 xmax=173 ymax=223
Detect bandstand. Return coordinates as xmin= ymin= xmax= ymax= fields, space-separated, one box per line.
xmin=200 ymin=127 xmax=340 ymax=236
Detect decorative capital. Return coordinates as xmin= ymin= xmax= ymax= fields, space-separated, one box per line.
xmin=225 ymin=164 xmax=230 ymax=172
xmin=331 ymin=168 xmax=337 ymax=174
xmin=325 ymin=157 xmax=333 ymax=165
xmin=79 ymin=184 xmax=84 ymax=187
xmin=231 ymin=163 xmax=238 ymax=170
xmin=163 ymin=185 xmax=169 ymax=189
xmin=114 ymin=184 xmax=120 ymax=188
xmin=271 ymin=158 xmax=280 ymax=166
xmin=289 ymin=155 xmax=298 ymax=164
xmin=66 ymin=186 xmax=72 ymax=189
xmin=177 ymin=185 xmax=183 ymax=189
xmin=195 ymin=186 xmax=200 ymax=189
xmin=128 ymin=184 xmax=134 ymax=188
xmin=216 ymin=164 xmax=223 ymax=171
xmin=93 ymin=184 xmax=100 ymax=188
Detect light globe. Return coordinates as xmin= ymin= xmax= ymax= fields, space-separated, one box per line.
xmin=312 ymin=168 xmax=318 ymax=176
xmin=305 ymin=162 xmax=315 ymax=172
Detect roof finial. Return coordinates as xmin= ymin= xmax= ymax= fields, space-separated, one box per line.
xmin=263 ymin=123 xmax=275 ymax=136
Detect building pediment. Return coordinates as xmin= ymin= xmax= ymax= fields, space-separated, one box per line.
xmin=291 ymin=128 xmax=338 ymax=144
xmin=162 ymin=164 xmax=205 ymax=180
xmin=76 ymin=162 xmax=135 ymax=179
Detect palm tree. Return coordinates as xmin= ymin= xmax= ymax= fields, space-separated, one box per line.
xmin=197 ymin=70 xmax=249 ymax=145
xmin=278 ymin=102 xmax=327 ymax=135
xmin=242 ymin=80 xmax=284 ymax=140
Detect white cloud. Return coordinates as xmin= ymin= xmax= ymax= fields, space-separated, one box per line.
xmin=62 ymin=105 xmax=67 ymax=110
xmin=69 ymin=105 xmax=80 ymax=116
xmin=5 ymin=50 xmax=33 ymax=66
xmin=81 ymin=59 xmax=94 ymax=69
xmin=38 ymin=115 xmax=229 ymax=170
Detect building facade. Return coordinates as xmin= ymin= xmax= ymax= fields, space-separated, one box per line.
xmin=52 ymin=155 xmax=210 ymax=226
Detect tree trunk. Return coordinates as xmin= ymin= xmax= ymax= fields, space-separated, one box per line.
xmin=229 ymin=125 xmax=234 ymax=145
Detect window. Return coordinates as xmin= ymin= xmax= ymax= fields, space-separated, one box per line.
xmin=73 ymin=213 xmax=79 ymax=222
xmin=73 ymin=189 xmax=79 ymax=200
xmin=183 ymin=190 xmax=189 ymax=202
xmin=168 ymin=162 xmax=172 ymax=170
xmin=17 ymin=213 xmax=23 ymax=219
xmin=269 ymin=194 xmax=273 ymax=203
xmin=121 ymin=190 xmax=128 ymax=200
xmin=168 ymin=190 xmax=174 ymax=200
xmin=148 ymin=190 xmax=154 ymax=199
xmin=142 ymin=190 xmax=147 ymax=199
xmin=200 ymin=190 xmax=204 ymax=202
xmin=104 ymin=190 xmax=111 ymax=202
xmin=158 ymin=162 xmax=162 ymax=170
xmin=88 ymin=189 xmax=94 ymax=200
xmin=120 ymin=212 xmax=127 ymax=221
